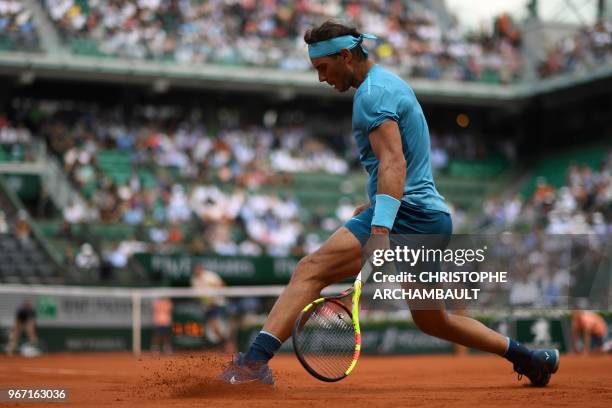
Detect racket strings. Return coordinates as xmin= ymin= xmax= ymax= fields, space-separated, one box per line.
xmin=298 ymin=321 xmax=353 ymax=376
xmin=294 ymin=300 xmax=356 ymax=379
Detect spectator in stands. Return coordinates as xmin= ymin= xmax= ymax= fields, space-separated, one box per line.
xmin=149 ymin=223 xmax=169 ymax=247
xmin=105 ymin=243 xmax=128 ymax=269
xmin=166 ymin=184 xmax=191 ymax=223
xmin=538 ymin=20 xmax=612 ymax=78
xmin=41 ymin=0 xmax=526 ymax=83
xmin=0 ymin=118 xmax=32 ymax=151
xmin=166 ymin=222 xmax=184 ymax=247
xmin=122 ymin=195 xmax=145 ymax=225
xmin=13 ymin=95 xmax=609 ymax=278
xmin=63 ymin=198 xmax=89 ymax=224
xmin=103 ymin=235 xmax=146 ymax=273
xmin=0 ymin=210 xmax=8 ymax=233
xmin=20 ymin=99 xmax=354 ymax=259
xmin=14 ymin=210 xmax=30 ymax=244
xmin=119 ymin=235 xmax=148 ymax=258
xmin=206 ymin=222 xmax=238 ymax=256
xmin=0 ymin=1 xmax=38 ymax=51
xmin=5 ymin=299 xmax=38 ymax=356
xmin=238 ymin=239 xmax=263 ymax=256
xmin=75 ymin=242 xmax=100 ymax=271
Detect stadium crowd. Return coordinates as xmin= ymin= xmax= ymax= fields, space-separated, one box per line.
xmin=430 ymin=129 xmax=516 ymax=170
xmin=482 ymin=230 xmax=602 ymax=309
xmin=538 ymin=19 xmax=612 ymax=78
xmin=481 ymin=152 xmax=611 ymax=235
xmin=0 ymin=0 xmax=38 ymax=51
xmin=478 ymin=151 xmax=611 ymax=308
xmin=0 ymin=114 xmax=36 ymax=162
xmin=0 ymin=1 xmax=604 ymax=84
xmin=42 ymin=0 xmax=523 ymax=83
xmin=7 ymin=100 xmax=358 ymax=265
xmin=13 ymin=92 xmax=605 ymax=306
xmin=456 ymin=151 xmax=612 ymax=307
xmin=3 ymin=97 xmax=505 ymax=277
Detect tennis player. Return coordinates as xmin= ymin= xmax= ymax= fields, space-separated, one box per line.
xmin=221 ymin=20 xmax=559 ymax=386
xmin=571 ymin=309 xmax=609 ymax=354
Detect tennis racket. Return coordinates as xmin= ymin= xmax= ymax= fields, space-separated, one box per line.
xmin=292 ymin=261 xmax=372 ymax=382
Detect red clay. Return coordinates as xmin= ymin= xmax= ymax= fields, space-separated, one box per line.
xmin=0 ymin=352 xmax=610 ymax=407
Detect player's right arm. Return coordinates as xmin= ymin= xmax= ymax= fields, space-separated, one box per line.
xmin=369 ymin=120 xmax=406 ymax=235
xmin=353 ymin=83 xmax=404 ymax=235
xmin=369 ymin=120 xmax=406 ymax=199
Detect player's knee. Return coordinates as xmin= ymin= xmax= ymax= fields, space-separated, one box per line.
xmin=290 ymin=253 xmax=330 ymax=290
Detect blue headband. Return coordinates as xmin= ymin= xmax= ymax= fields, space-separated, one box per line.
xmin=308 ymin=33 xmax=377 ymax=59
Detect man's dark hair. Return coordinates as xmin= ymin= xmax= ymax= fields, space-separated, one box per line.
xmin=303 ymin=20 xmax=367 ymax=61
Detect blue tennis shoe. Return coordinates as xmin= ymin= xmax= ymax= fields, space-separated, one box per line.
xmin=219 ymin=353 xmax=275 ymax=386
xmin=514 ymin=349 xmax=560 ymax=387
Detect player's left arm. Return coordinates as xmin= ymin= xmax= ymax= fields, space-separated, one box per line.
xmin=369 ymin=120 xmax=406 ymax=235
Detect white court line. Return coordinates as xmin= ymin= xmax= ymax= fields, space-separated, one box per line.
xmin=16 ymin=367 xmax=102 ymax=376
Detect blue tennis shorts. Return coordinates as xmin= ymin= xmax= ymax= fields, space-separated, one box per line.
xmin=591 ymin=334 xmax=604 ymax=349
xmin=344 ymin=201 xmax=452 ymax=246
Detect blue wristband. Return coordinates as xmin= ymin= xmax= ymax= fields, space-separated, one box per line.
xmin=371 ymin=194 xmax=401 ymax=230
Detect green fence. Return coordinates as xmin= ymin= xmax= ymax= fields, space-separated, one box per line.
xmin=3 ymin=315 xmax=583 ymax=354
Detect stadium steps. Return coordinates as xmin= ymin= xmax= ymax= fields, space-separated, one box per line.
xmin=23 ymin=0 xmax=65 ymax=54
xmin=0 ymin=234 xmax=61 ymax=284
xmin=0 ymin=176 xmax=62 ymax=284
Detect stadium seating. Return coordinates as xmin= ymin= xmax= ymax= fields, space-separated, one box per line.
xmin=0 ymin=91 xmax=522 ymax=284
xmin=0 ymin=184 xmax=60 ymax=284
xmin=2 ymin=2 xmax=607 ymax=84
xmin=521 ymin=145 xmax=607 ymax=198
xmin=0 ymin=1 xmax=39 ymax=52
xmin=538 ymin=20 xmax=612 ymax=78
xmin=477 ymin=145 xmax=611 ymax=236
xmin=37 ymin=0 xmax=524 ymax=83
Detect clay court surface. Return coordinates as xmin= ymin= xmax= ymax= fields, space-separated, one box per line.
xmin=0 ymin=352 xmax=610 ymax=407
